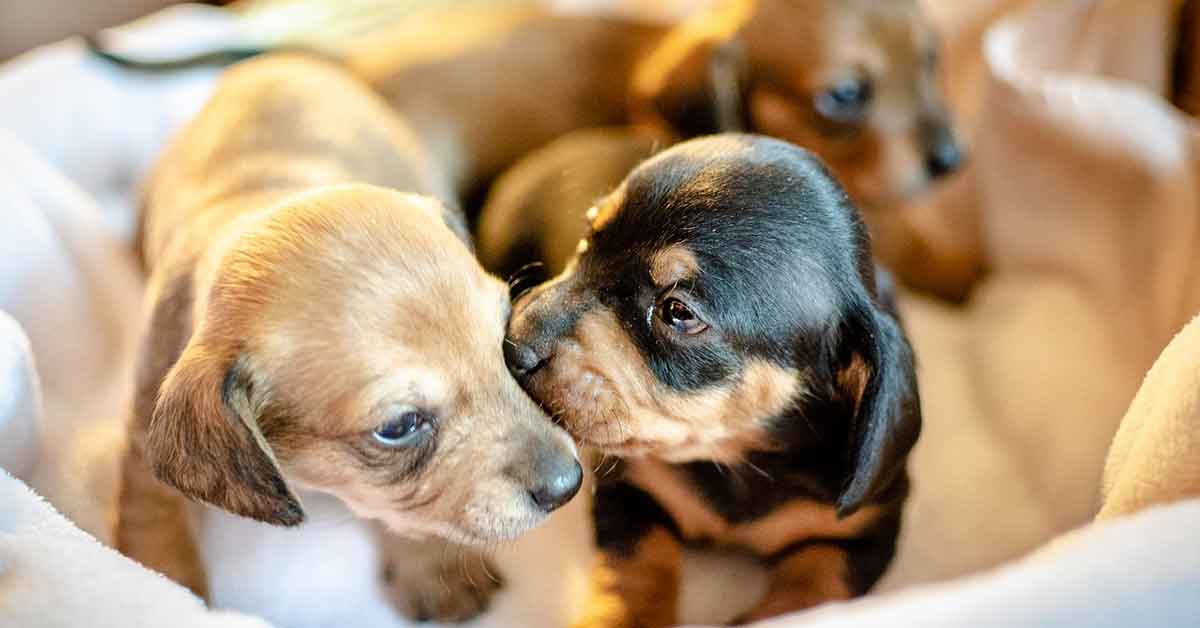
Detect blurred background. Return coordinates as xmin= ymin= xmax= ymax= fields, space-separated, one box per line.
xmin=0 ymin=0 xmax=219 ymax=59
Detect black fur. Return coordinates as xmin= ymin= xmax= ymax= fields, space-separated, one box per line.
xmin=502 ymin=134 xmax=922 ymax=599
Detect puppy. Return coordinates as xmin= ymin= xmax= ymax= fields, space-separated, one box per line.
xmin=118 ymin=54 xmax=581 ymax=620
xmin=476 ymin=128 xmax=664 ymax=283
xmin=504 ymin=135 xmax=921 ymax=626
xmin=92 ymin=1 xmax=966 ymax=294
xmin=348 ymin=0 xmax=960 ymax=209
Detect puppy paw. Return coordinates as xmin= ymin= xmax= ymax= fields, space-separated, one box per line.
xmin=380 ymin=537 xmax=504 ymax=623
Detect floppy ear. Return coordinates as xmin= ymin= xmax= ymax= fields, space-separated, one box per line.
xmin=146 ymin=343 xmax=304 ymax=526
xmin=834 ymin=299 xmax=922 ymax=517
xmin=631 ymin=26 xmax=748 ymax=136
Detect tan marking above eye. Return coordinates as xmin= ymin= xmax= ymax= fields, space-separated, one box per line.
xmin=649 ymin=244 xmax=701 ymax=287
xmin=535 ymin=306 xmax=805 ymax=462
xmin=589 ymin=191 xmax=623 ymax=232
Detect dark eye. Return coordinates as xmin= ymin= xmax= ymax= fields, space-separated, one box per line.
xmin=656 ymin=298 xmax=709 ymax=336
xmin=925 ymin=47 xmax=940 ymax=71
xmin=372 ymin=410 xmax=432 ymax=447
xmin=814 ymin=78 xmax=873 ymax=123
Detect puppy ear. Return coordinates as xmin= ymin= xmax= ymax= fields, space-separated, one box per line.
xmin=146 ymin=343 xmax=304 ymax=526
xmin=834 ymin=299 xmax=922 ymax=517
xmin=632 ymin=32 xmax=747 ymax=136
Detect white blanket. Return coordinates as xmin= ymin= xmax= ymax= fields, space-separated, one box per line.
xmin=0 ymin=468 xmax=270 ymax=628
xmin=740 ymin=499 xmax=1200 ymax=628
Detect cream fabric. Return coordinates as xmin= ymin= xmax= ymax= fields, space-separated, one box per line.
xmin=0 ymin=468 xmax=272 ymax=628
xmin=1099 ymin=313 xmax=1200 ymax=520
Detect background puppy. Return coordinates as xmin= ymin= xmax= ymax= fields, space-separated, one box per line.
xmin=120 ymin=54 xmax=581 ymax=619
xmin=505 ymin=135 xmax=921 ymax=626
xmin=91 ymin=0 xmax=963 ymax=295
xmin=348 ymin=0 xmax=960 ymax=209
xmin=476 ymin=127 xmax=664 ymax=283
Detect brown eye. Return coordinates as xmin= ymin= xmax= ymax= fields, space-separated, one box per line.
xmin=657 ymin=298 xmax=709 ymax=335
xmin=814 ymin=77 xmax=872 ymax=124
xmin=373 ymin=410 xmax=432 ymax=447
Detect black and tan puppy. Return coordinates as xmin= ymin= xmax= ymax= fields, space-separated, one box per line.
xmin=505 ymin=135 xmax=921 ymax=626
xmin=119 ymin=54 xmax=581 ymax=620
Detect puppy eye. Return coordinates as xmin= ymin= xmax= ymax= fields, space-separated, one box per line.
xmin=656 ymin=298 xmax=709 ymax=336
xmin=814 ymin=78 xmax=873 ymax=123
xmin=373 ymin=410 xmax=432 ymax=447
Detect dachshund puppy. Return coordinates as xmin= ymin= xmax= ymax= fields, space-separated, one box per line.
xmin=92 ymin=0 xmax=966 ymax=295
xmin=348 ymin=0 xmax=960 ymax=208
xmin=119 ymin=55 xmax=581 ymax=620
xmin=504 ymin=135 xmax=921 ymax=626
xmin=477 ymin=128 xmax=664 ymax=283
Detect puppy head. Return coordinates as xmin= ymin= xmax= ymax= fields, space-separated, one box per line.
xmin=632 ymin=0 xmax=963 ymax=207
xmin=506 ymin=136 xmax=919 ymax=514
xmin=148 ymin=184 xmax=580 ymax=543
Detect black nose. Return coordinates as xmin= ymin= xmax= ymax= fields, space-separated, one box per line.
xmin=530 ymin=459 xmax=583 ymax=513
xmin=926 ymin=137 xmax=964 ymax=179
xmin=504 ymin=340 xmax=545 ymax=378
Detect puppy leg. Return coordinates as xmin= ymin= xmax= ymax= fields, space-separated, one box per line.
xmin=732 ymin=545 xmax=853 ymax=624
xmin=586 ymin=480 xmax=682 ymax=628
xmin=379 ymin=533 xmax=504 ymax=623
xmin=116 ymin=436 xmax=208 ymax=598
xmin=593 ymin=527 xmax=682 ymax=628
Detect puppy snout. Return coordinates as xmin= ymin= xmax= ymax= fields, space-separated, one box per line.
xmin=926 ymin=136 xmax=963 ymax=178
xmin=504 ymin=339 xmax=546 ymax=378
xmin=529 ymin=457 xmax=583 ymax=513
xmin=922 ymin=121 xmax=965 ymax=179
xmin=504 ymin=432 xmax=583 ymax=514
xmin=508 ymin=279 xmax=582 ymax=379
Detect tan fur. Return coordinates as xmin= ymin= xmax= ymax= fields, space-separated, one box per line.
xmin=118 ymin=55 xmax=576 ymax=613
xmin=354 ymin=0 xmax=966 ymax=297
xmin=648 ymin=244 xmax=701 ymax=287
xmin=378 ymin=534 xmax=503 ymax=622
xmin=526 ymin=306 xmax=801 ymax=463
xmin=347 ymin=6 xmax=662 ymax=196
xmin=590 ymin=527 xmax=683 ymax=628
xmin=624 ymin=459 xmax=883 ymax=554
xmin=733 ymin=0 xmax=948 ymax=207
xmin=738 ymin=545 xmax=853 ymax=623
xmin=349 ymin=0 xmax=954 ymax=209
xmin=588 ymin=189 xmax=623 ymax=234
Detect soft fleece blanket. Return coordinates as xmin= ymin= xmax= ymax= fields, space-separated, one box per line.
xmin=2 ymin=1 xmax=1200 ymax=627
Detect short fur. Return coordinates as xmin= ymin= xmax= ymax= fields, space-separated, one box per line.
xmin=94 ymin=0 xmax=966 ymax=296
xmin=118 ymin=55 xmax=580 ymax=618
xmin=348 ymin=0 xmax=961 ymax=209
xmin=505 ymin=135 xmax=921 ymax=626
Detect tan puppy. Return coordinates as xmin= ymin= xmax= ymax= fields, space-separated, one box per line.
xmin=118 ymin=55 xmax=582 ymax=620
xmin=349 ymin=0 xmax=959 ymax=210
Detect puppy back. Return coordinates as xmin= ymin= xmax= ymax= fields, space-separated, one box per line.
xmin=139 ymin=54 xmax=449 ymax=271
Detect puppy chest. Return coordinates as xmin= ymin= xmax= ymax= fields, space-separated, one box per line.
xmin=622 ymin=458 xmax=880 ymax=556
